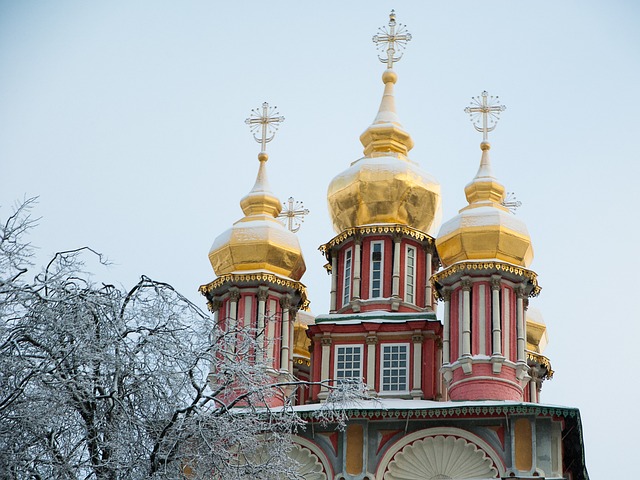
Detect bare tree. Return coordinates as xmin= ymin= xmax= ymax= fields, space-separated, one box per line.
xmin=0 ymin=200 xmax=366 ymax=480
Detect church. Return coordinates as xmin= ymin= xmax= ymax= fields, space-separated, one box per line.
xmin=199 ymin=12 xmax=589 ymax=480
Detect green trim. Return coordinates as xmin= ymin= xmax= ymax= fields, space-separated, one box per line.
xmin=299 ymin=403 xmax=580 ymax=421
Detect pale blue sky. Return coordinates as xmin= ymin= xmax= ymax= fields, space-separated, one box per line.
xmin=2 ymin=2 xmax=639 ymax=477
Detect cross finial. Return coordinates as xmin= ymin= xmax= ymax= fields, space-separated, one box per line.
xmin=464 ymin=91 xmax=506 ymax=143
xmin=245 ymin=102 xmax=285 ymax=155
xmin=372 ymin=10 xmax=412 ymax=69
xmin=277 ymin=197 xmax=309 ymax=233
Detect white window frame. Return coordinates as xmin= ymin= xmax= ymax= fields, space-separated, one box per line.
xmin=405 ymin=245 xmax=416 ymax=304
xmin=369 ymin=240 xmax=384 ymax=299
xmin=379 ymin=343 xmax=410 ymax=394
xmin=334 ymin=344 xmax=363 ymax=383
xmin=342 ymin=248 xmax=353 ymax=306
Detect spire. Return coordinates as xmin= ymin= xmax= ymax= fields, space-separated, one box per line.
xmin=462 ymin=91 xmax=507 ymax=208
xmin=240 ymin=102 xmax=285 ymax=218
xmin=360 ymin=11 xmax=414 ymax=157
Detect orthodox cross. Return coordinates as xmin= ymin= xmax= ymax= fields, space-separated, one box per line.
xmin=278 ymin=197 xmax=309 ymax=233
xmin=245 ymin=102 xmax=285 ymax=153
xmin=501 ymin=191 xmax=522 ymax=214
xmin=464 ymin=91 xmax=506 ymax=143
xmin=372 ymin=10 xmax=412 ymax=69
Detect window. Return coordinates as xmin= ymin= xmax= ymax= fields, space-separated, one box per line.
xmin=405 ymin=245 xmax=416 ymax=304
xmin=380 ymin=344 xmax=409 ymax=392
xmin=343 ymin=249 xmax=352 ymax=305
xmin=335 ymin=345 xmax=363 ymax=383
xmin=370 ymin=241 xmax=384 ymax=298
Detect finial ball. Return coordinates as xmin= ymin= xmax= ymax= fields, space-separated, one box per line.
xmin=382 ymin=69 xmax=398 ymax=84
xmin=258 ymin=152 xmax=269 ymax=162
xmin=480 ymin=141 xmax=491 ymax=151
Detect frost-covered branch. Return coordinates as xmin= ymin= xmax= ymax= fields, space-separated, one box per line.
xmin=0 ymin=200 xmax=366 ymax=480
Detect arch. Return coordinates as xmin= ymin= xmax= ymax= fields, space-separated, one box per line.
xmin=376 ymin=427 xmax=504 ymax=480
xmin=291 ymin=436 xmax=334 ymax=479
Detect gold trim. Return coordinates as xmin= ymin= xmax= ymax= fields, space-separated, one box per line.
xmin=431 ymin=261 xmax=541 ymax=299
xmin=199 ymin=273 xmax=310 ymax=310
xmin=319 ymin=224 xmax=433 ymax=257
xmin=293 ymin=357 xmax=311 ymax=367
xmin=527 ymin=351 xmax=554 ymax=379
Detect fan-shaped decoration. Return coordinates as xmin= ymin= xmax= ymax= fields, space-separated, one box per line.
xmin=287 ymin=444 xmax=327 ymax=480
xmin=384 ymin=435 xmax=498 ymax=480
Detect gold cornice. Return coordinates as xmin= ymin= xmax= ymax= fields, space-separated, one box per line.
xmin=431 ymin=261 xmax=541 ymax=299
xmin=527 ymin=351 xmax=554 ymax=379
xmin=319 ymin=224 xmax=434 ymax=258
xmin=199 ymin=273 xmax=309 ymax=310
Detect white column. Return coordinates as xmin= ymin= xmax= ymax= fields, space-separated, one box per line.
xmin=529 ymin=378 xmax=538 ymax=403
xmin=257 ymin=287 xmax=268 ymax=333
xmin=211 ymin=298 xmax=222 ymax=328
xmin=442 ymin=289 xmax=451 ymax=364
xmin=330 ymin=253 xmax=338 ymax=312
xmin=280 ymin=296 xmax=291 ymax=372
xmin=392 ymin=235 xmax=401 ymax=297
xmin=516 ymin=287 xmax=526 ymax=363
xmin=229 ymin=289 xmax=240 ymax=332
xmin=491 ymin=276 xmax=502 ymax=356
xmin=411 ymin=333 xmax=423 ymax=399
xmin=268 ymin=299 xmax=277 ymax=365
xmin=319 ymin=337 xmax=332 ymax=401
xmin=366 ymin=335 xmax=377 ymax=393
xmin=425 ymin=249 xmax=433 ymax=310
xmin=288 ymin=308 xmax=296 ymax=372
xmin=461 ymin=278 xmax=471 ymax=357
xmin=353 ymin=239 xmax=361 ymax=299
xmin=503 ymin=290 xmax=511 ymax=360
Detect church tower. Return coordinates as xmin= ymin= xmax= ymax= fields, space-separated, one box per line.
xmin=199 ymin=103 xmax=308 ymax=407
xmin=201 ymin=11 xmax=588 ymax=479
xmin=308 ymin=11 xmax=443 ymax=403
xmin=433 ymin=92 xmax=546 ymax=402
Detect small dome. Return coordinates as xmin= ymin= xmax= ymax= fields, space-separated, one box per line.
xmin=526 ymin=307 xmax=548 ymax=353
xmin=436 ymin=143 xmax=533 ymax=268
xmin=327 ymin=69 xmax=441 ymax=235
xmin=208 ymin=154 xmax=306 ymax=280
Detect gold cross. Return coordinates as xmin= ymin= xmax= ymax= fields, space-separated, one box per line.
xmin=277 ymin=197 xmax=309 ymax=233
xmin=372 ymin=10 xmax=412 ymax=69
xmin=245 ymin=102 xmax=285 ymax=153
xmin=464 ymin=91 xmax=506 ymax=143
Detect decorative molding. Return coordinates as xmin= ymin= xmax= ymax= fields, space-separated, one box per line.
xmin=526 ymin=351 xmax=554 ymax=379
xmin=199 ymin=273 xmax=309 ymax=310
xmin=298 ymin=404 xmax=581 ymax=422
xmin=257 ymin=286 xmax=269 ymax=302
xmin=319 ymin=225 xmax=434 ymax=258
xmin=229 ymin=288 xmax=241 ymax=302
xmin=431 ymin=261 xmax=540 ymax=300
xmin=294 ymin=357 xmax=311 ymax=367
xmin=384 ymin=435 xmax=499 ymax=479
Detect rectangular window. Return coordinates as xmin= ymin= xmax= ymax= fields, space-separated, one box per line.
xmin=335 ymin=345 xmax=363 ymax=383
xmin=405 ymin=246 xmax=416 ymax=304
xmin=370 ymin=241 xmax=384 ymax=298
xmin=343 ymin=249 xmax=352 ymax=305
xmin=380 ymin=344 xmax=409 ymax=393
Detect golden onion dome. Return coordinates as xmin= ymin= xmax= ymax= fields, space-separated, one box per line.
xmin=436 ymin=142 xmax=533 ymax=268
xmin=208 ymin=152 xmax=306 ymax=280
xmin=526 ymin=307 xmax=548 ymax=354
xmin=327 ymin=69 xmax=441 ymax=235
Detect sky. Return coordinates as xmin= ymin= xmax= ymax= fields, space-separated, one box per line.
xmin=1 ymin=1 xmax=639 ymax=477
